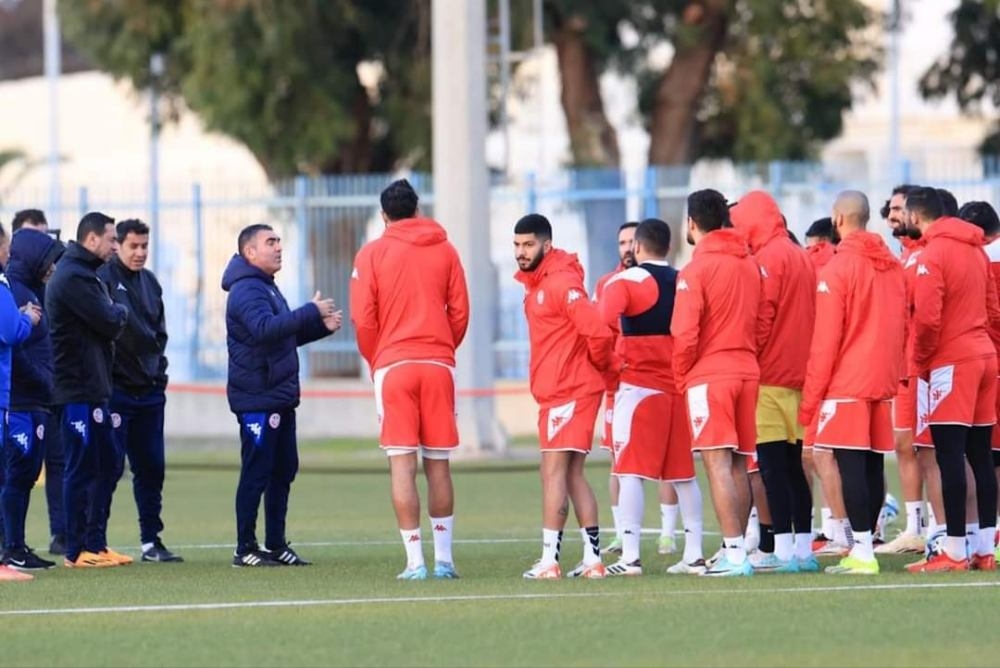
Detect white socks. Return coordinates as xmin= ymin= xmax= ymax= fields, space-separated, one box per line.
xmin=774 ymin=533 xmax=794 ymax=562
xmin=661 ymin=503 xmax=679 ymax=539
xmin=618 ymin=476 xmax=644 ymax=564
xmin=794 ymin=533 xmax=813 ymax=560
xmin=430 ymin=515 xmax=454 ymax=565
xmin=674 ymin=479 xmax=704 ymax=563
xmin=611 ymin=505 xmax=623 ymax=543
xmin=821 ymin=507 xmax=835 ymax=539
xmin=541 ymin=528 xmax=562 ymax=566
xmin=904 ymin=501 xmax=922 ymax=536
xmin=850 ymin=530 xmax=874 ymax=561
xmin=723 ymin=535 xmax=747 ymax=565
xmin=944 ymin=535 xmax=966 ymax=561
xmin=400 ymin=528 xmax=424 ymax=569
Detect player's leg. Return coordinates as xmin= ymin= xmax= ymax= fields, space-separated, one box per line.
xmin=232 ymin=411 xmax=281 ymax=567
xmin=88 ymin=405 xmax=129 ymax=565
xmin=813 ymin=448 xmax=851 ymax=552
xmin=701 ymin=449 xmax=750 ymax=574
xmin=604 ymin=474 xmax=623 ymax=555
xmin=754 ymin=387 xmax=796 ymax=568
xmin=967 ymin=360 xmax=997 ymax=569
xmin=523 ymin=449 xmax=571 ymax=579
xmin=423 ymin=452 xmax=457 ymax=577
xmin=2 ymin=412 xmax=54 ymax=571
xmin=566 ymin=450 xmax=603 ymax=577
xmin=61 ymin=404 xmax=112 ymax=567
xmin=262 ymin=410 xmax=307 ymax=566
xmin=747 ymin=469 xmax=772 ymax=556
xmin=829 ymin=447 xmax=879 ymax=573
xmin=602 ymin=391 xmax=623 ymax=555
xmin=42 ymin=411 xmax=66 ymax=556
xmin=657 ymin=481 xmax=678 ymax=555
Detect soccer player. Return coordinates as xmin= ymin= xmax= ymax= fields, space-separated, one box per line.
xmin=598 ymin=218 xmax=705 ymax=576
xmin=804 ymin=217 xmax=837 ymax=270
xmin=48 ymin=212 xmax=130 ymax=568
xmin=223 ymin=224 xmax=341 ymax=567
xmin=800 ymin=191 xmax=906 ymax=575
xmin=907 ymin=187 xmax=1000 ymax=572
xmin=730 ymin=191 xmax=817 ymax=572
xmin=673 ymin=189 xmax=761 ymax=577
xmin=514 ymin=213 xmax=614 ymax=579
xmin=2 ymin=227 xmax=62 ymax=572
xmin=350 ymin=179 xmax=469 ymax=580
xmin=99 ymin=220 xmax=182 ymax=562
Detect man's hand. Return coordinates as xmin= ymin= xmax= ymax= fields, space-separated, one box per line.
xmin=20 ymin=302 xmax=42 ymax=327
xmin=323 ymin=310 xmax=343 ymax=333
xmin=311 ymin=291 xmax=337 ymax=318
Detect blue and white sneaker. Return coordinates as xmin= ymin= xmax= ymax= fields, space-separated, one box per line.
xmin=748 ymin=551 xmax=782 ymax=571
xmin=396 ymin=564 xmax=428 ymax=580
xmin=703 ymin=555 xmax=753 ymax=577
xmin=433 ymin=561 xmax=459 ymax=579
xmin=797 ymin=555 xmax=821 ymax=573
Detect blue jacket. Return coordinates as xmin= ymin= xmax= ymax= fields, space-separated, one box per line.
xmin=6 ymin=229 xmax=64 ymax=412
xmin=0 ymin=272 xmax=33 ymax=410
xmin=221 ymin=254 xmax=331 ymax=413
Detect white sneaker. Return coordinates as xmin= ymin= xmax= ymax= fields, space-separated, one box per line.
xmin=522 ymin=560 xmax=561 ymax=580
xmin=565 ymin=560 xmax=607 ymax=579
xmin=666 ymin=558 xmax=708 ymax=575
xmin=874 ymin=531 xmax=926 ymax=555
xmin=706 ymin=545 xmax=725 ymax=568
xmin=813 ymin=540 xmax=850 ymax=556
xmin=606 ymin=558 xmax=642 ymax=576
xmin=657 ymin=535 xmax=677 ymax=555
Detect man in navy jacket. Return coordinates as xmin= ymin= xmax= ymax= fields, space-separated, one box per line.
xmin=2 ymin=229 xmax=63 ymax=571
xmin=223 ymin=224 xmax=341 ymax=566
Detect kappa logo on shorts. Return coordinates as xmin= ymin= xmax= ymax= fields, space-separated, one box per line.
xmin=111 ymin=413 xmax=122 ymax=429
xmin=269 ymin=413 xmax=281 ymax=429
xmin=547 ymin=400 xmax=576 ymax=441
xmin=12 ymin=432 xmax=29 ymax=451
xmin=36 ymin=424 xmax=44 ymax=440
xmin=818 ymin=400 xmax=837 ymax=434
xmin=71 ymin=420 xmax=87 ymax=437
xmin=92 ymin=408 xmax=104 ymax=424
xmin=817 ymin=281 xmax=830 ymax=294
xmin=247 ymin=422 xmax=262 ymax=439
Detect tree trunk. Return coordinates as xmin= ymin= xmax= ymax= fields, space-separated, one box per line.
xmin=648 ymin=1 xmax=730 ymax=166
xmin=320 ymin=79 xmax=373 ymax=174
xmin=552 ymin=14 xmax=620 ymax=168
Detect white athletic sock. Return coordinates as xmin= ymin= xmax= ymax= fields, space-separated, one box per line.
xmin=904 ymin=501 xmax=922 ymax=536
xmin=429 ymin=515 xmax=454 ymax=565
xmin=611 ymin=505 xmax=622 ymax=542
xmin=944 ymin=536 xmax=966 ymax=561
xmin=840 ymin=518 xmax=855 ymax=547
xmin=966 ymin=523 xmax=978 ymax=556
xmin=400 ymin=528 xmax=424 ymax=569
xmin=850 ymin=530 xmax=874 ymax=561
xmin=618 ymin=476 xmax=644 ymax=564
xmin=927 ymin=504 xmax=938 ymax=530
xmin=674 ymin=479 xmax=704 ymax=563
xmin=724 ymin=535 xmax=747 ymax=565
xmin=976 ymin=527 xmax=995 ymax=557
xmin=821 ymin=507 xmax=835 ymax=539
xmin=774 ymin=533 xmax=794 ymax=562
xmin=795 ymin=533 xmax=814 ymax=560
xmin=661 ymin=503 xmax=679 ymax=539
xmin=541 ymin=528 xmax=562 ymax=566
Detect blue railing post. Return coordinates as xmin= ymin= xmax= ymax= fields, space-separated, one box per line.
xmin=768 ymin=161 xmax=784 ymax=196
xmin=77 ymin=186 xmax=89 ymax=218
xmin=526 ymin=171 xmax=538 ymax=213
xmin=190 ymin=182 xmax=204 ymax=380
xmin=294 ymin=175 xmax=311 ymax=379
xmin=643 ymin=166 xmax=658 ymax=219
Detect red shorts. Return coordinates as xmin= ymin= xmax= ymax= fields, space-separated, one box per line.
xmin=600 ymin=391 xmax=614 ymax=450
xmin=374 ymin=362 xmax=458 ymax=451
xmin=994 ymin=375 xmax=1000 ymax=451
xmin=914 ymin=377 xmax=933 ymax=448
xmin=610 ymin=384 xmax=694 ymax=482
xmin=538 ymin=392 xmax=602 ymax=453
xmin=805 ymin=399 xmax=894 ymax=452
xmin=685 ymin=379 xmax=758 ymax=456
xmin=747 ymin=451 xmax=760 ymax=474
xmin=892 ymin=379 xmax=916 ymax=432
xmin=927 ymin=357 xmax=998 ymax=427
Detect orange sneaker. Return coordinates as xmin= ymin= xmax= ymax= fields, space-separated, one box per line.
xmin=0 ymin=564 xmax=34 ymax=581
xmin=522 ymin=561 xmax=562 ymax=579
xmin=971 ymin=554 xmax=996 ymax=571
xmin=64 ymin=551 xmax=117 ymax=568
xmin=905 ymin=552 xmax=969 ymax=573
xmin=101 ymin=549 xmax=134 ymax=566
xmin=566 ymin=560 xmax=607 ymax=579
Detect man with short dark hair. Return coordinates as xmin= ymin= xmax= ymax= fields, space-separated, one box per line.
xmin=98 ymin=219 xmax=181 ymax=563
xmin=514 ymin=213 xmax=614 ymax=579
xmin=673 ymin=189 xmax=761 ymax=576
xmin=936 ymin=188 xmax=959 ymax=218
xmin=11 ymin=210 xmax=48 ymax=234
xmin=48 ymin=211 xmax=130 ymax=568
xmin=804 ymin=217 xmax=837 ymax=270
xmin=350 ymin=179 xmax=469 ymax=580
xmin=223 ymin=223 xmax=342 ymax=567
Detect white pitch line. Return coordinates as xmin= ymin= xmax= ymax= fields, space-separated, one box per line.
xmin=3 ymin=579 xmax=998 ymax=617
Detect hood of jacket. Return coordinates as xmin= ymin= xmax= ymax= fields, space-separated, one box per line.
xmin=514 ymin=247 xmax=585 ymax=289
xmin=221 ymin=254 xmax=275 ymax=292
xmin=6 ymin=229 xmax=63 ymax=287
xmin=837 ymin=230 xmax=899 ymax=271
xmin=62 ymin=240 xmax=104 ymax=270
xmin=729 ymin=190 xmax=787 ymax=252
xmin=383 ymin=217 xmax=448 ymax=246
xmin=924 ymin=216 xmax=986 ymax=248
xmin=692 ymin=228 xmax=751 ymax=260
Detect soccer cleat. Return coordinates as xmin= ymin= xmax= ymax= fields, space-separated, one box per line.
xmin=706 ymin=544 xmax=725 ymax=568
xmin=3 ymin=547 xmax=56 ymax=571
xmin=811 ymin=534 xmax=831 ymax=552
xmin=566 ymin=560 xmax=607 ymax=579
xmin=142 ymin=540 xmax=184 ymax=563
xmin=522 ymin=561 xmax=561 ymax=580
xmin=797 ymin=555 xmax=821 ymax=573
xmin=232 ymin=547 xmax=280 ymax=568
xmin=101 ymin=548 xmax=134 ymax=566
xmin=606 ymin=559 xmax=642 ymax=576
xmin=971 ymin=554 xmax=996 ymax=571
xmin=48 ymin=534 xmax=66 ymax=556
xmin=600 ymin=538 xmax=623 ymax=556
xmin=875 ymin=493 xmax=899 ymax=542
xmin=825 ymin=555 xmax=879 ymax=575
xmin=433 ymin=561 xmax=459 ymax=579
xmin=657 ymin=535 xmax=677 ymax=555
xmin=265 ymin=544 xmax=311 ymax=566
xmin=64 ymin=551 xmax=117 ymax=568
xmin=814 ymin=541 xmax=850 ymax=557
xmin=748 ymin=551 xmax=781 ymax=571
xmin=396 ymin=564 xmax=428 ymax=580
xmin=703 ymin=555 xmax=753 ymax=577
xmin=666 ymin=558 xmax=707 ymax=575
xmin=0 ymin=564 xmax=33 ymax=581
xmin=905 ymin=552 xmax=969 ymax=573
xmin=875 ymin=531 xmax=926 ymax=555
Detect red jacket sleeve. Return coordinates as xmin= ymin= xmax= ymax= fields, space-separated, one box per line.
xmin=799 ymin=266 xmax=847 ymax=425
xmin=598 ymin=276 xmax=630 ymax=328
xmin=986 ymin=261 xmax=1000 ymax=353
xmin=755 ymin=257 xmax=780 ymax=355
xmin=349 ymin=246 xmax=379 ymax=367
xmin=671 ymin=267 xmax=703 ymax=387
xmin=447 ymin=247 xmax=470 ymax=348
xmin=912 ymin=253 xmax=945 ymax=375
xmin=559 ymin=280 xmax=614 ymax=372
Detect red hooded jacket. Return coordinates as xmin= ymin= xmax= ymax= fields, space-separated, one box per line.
xmin=730 ymin=191 xmax=816 ymax=389
xmin=672 ymin=228 xmax=761 ymax=390
xmin=807 ymin=241 xmax=836 ymax=271
xmin=515 ymin=249 xmax=614 ymax=407
xmin=350 ymin=218 xmax=469 ymax=371
xmin=912 ymin=217 xmax=1000 ymax=373
xmin=800 ymin=231 xmax=906 ymax=425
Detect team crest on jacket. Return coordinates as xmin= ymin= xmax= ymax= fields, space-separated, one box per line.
xmin=536 ymin=290 xmax=544 ymax=305
xmin=269 ymin=413 xmax=281 ymax=429
xmin=36 ymin=424 xmax=44 ymax=440
xmin=817 ymin=281 xmax=830 ymax=293
xmin=92 ymin=408 xmax=104 ymax=424
xmin=916 ymin=264 xmax=930 ymax=276
xmin=567 ymin=289 xmax=583 ymax=303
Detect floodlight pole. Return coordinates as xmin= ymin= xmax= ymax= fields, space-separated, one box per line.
xmin=43 ymin=0 xmax=60 ymax=226
xmin=149 ymin=52 xmax=165 ymax=273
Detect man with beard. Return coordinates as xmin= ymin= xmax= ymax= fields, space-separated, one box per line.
xmin=673 ymin=190 xmax=761 ymax=576
xmin=515 ymin=214 xmax=614 ymax=579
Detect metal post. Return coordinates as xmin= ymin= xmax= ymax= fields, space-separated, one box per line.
xmin=77 ymin=186 xmax=88 ymax=218
xmin=888 ymin=0 xmax=901 ymax=184
xmin=643 ymin=166 xmax=658 ymax=219
xmin=498 ymin=0 xmax=511 ymax=175
xmin=294 ymin=175 xmax=310 ymax=379
xmin=190 ymin=182 xmax=204 ymax=380
xmin=43 ymin=0 xmax=61 ymax=228
xmin=149 ymin=52 xmax=165 ymax=273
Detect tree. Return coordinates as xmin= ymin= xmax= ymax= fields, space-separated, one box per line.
xmin=920 ymin=0 xmax=1000 ymax=155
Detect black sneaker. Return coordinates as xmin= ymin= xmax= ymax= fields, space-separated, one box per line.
xmin=232 ymin=545 xmax=280 ymax=568
xmin=142 ymin=539 xmax=184 ymax=563
xmin=265 ymin=544 xmax=311 ymax=566
xmin=4 ymin=547 xmax=57 ymax=571
xmin=48 ymin=534 xmax=67 ymax=556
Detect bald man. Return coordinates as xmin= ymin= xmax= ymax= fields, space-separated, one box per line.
xmin=800 ymin=191 xmax=907 ymax=575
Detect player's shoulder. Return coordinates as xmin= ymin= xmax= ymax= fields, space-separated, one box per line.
xmin=605 ymin=265 xmax=650 ymax=288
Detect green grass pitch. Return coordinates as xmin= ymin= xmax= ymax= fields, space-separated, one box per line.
xmin=3 ymin=442 xmax=999 ymax=667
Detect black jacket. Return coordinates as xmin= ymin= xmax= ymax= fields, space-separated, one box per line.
xmin=6 ymin=229 xmax=64 ymax=412
xmin=48 ymin=242 xmax=129 ymax=405
xmin=99 ymin=256 xmax=168 ymax=395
